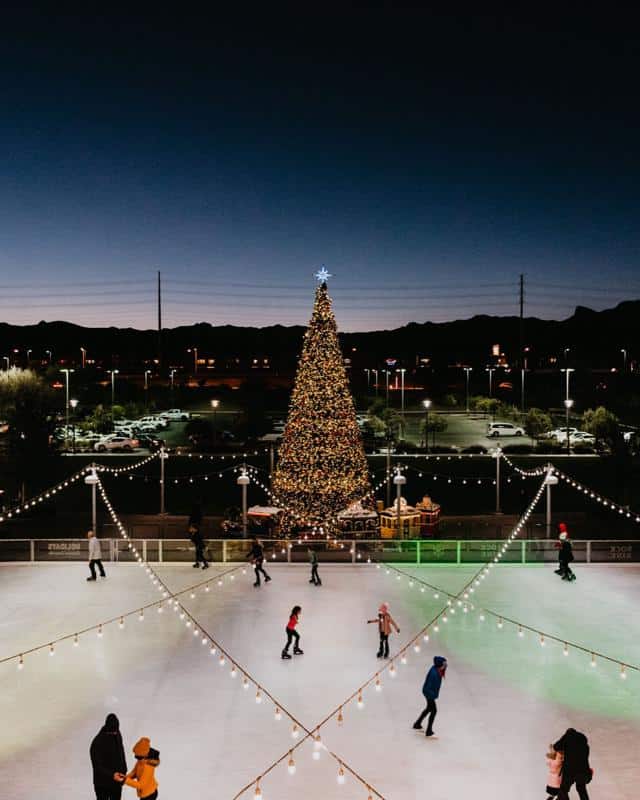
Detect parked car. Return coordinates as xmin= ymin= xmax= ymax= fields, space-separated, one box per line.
xmin=138 ymin=415 xmax=168 ymax=429
xmin=159 ymin=408 xmax=190 ymax=421
xmin=94 ymin=435 xmax=140 ymax=452
xmin=544 ymin=427 xmax=578 ymax=441
xmin=356 ymin=414 xmax=369 ymax=427
xmin=486 ymin=422 xmax=524 ymax=437
xmin=134 ymin=422 xmax=160 ymax=434
xmin=135 ymin=435 xmax=166 ymax=451
xmin=568 ymin=431 xmax=596 ymax=444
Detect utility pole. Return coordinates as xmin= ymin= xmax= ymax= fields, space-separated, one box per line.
xmin=519 ymin=274 xmax=524 ymax=371
xmin=492 ymin=446 xmax=502 ymax=514
xmin=237 ymin=466 xmax=250 ymax=538
xmin=544 ymin=467 xmax=559 ymax=538
xmin=159 ymin=447 xmax=168 ymax=515
xmin=157 ymin=270 xmax=162 ymax=369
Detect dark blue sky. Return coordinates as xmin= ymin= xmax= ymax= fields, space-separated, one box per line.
xmin=1 ymin=8 xmax=639 ymax=330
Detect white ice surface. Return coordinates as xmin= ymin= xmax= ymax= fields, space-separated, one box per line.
xmin=1 ymin=561 xmax=639 ymax=799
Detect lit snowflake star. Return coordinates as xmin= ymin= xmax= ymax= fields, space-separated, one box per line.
xmin=314 ymin=266 xmax=332 ymax=283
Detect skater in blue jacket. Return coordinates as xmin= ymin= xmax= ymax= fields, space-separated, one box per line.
xmin=413 ymin=656 xmax=447 ymax=737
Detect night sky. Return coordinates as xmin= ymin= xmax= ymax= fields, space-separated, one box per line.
xmin=1 ymin=7 xmax=639 ymax=330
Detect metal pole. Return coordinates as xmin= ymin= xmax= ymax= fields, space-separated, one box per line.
xmin=373 ymin=369 xmax=378 ymax=396
xmin=425 ymin=408 xmax=429 ymax=453
xmin=566 ymin=402 xmax=570 ymax=456
xmin=396 ymin=473 xmax=402 ymax=531
xmin=546 ymin=478 xmax=551 ymax=539
xmin=521 ymin=368 xmax=525 ymax=414
xmin=91 ymin=465 xmax=97 ymax=533
xmin=269 ymin=443 xmax=275 ymax=483
xmin=386 ymin=446 xmax=391 ymax=507
xmin=160 ymin=447 xmax=166 ymax=515
xmin=495 ymin=448 xmax=501 ymax=514
xmin=385 ymin=370 xmax=389 ymax=407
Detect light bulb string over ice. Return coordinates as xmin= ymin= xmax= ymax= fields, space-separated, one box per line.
xmin=553 ymin=468 xmax=640 ymax=524
xmin=99 ymin=477 xmax=385 ymax=800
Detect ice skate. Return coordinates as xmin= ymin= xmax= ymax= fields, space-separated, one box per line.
xmin=281 ymin=652 xmax=292 ymax=659
xmin=293 ymin=648 xmax=304 ymax=655
xmin=412 ymin=722 xmax=423 ymax=730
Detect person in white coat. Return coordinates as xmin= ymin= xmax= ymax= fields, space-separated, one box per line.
xmin=87 ymin=529 xmax=106 ymax=581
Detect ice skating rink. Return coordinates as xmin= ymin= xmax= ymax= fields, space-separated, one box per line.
xmin=1 ymin=561 xmax=639 ymax=799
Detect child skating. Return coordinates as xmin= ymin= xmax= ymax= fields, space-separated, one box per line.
xmin=281 ymin=605 xmax=303 ymax=659
xmin=367 ymin=602 xmax=400 ymax=658
xmin=308 ymin=548 xmax=321 ymax=586
xmin=545 ymin=743 xmax=564 ymax=798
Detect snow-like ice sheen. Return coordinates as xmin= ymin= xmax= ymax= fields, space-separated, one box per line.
xmin=1 ymin=562 xmax=638 ymax=798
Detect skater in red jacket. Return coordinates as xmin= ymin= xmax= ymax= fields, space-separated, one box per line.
xmin=281 ymin=606 xmax=304 ymax=659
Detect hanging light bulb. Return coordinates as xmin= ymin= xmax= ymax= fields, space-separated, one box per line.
xmin=139 ymin=609 xmax=144 ymax=622
xmin=337 ymin=764 xmax=346 ymax=784
xmin=219 ymin=654 xmax=226 ymax=667
xmin=274 ymin=707 xmax=282 ymax=721
xmin=591 ymin=653 xmax=597 ymax=668
xmin=254 ymin=780 xmax=262 ymax=799
xmin=255 ymin=690 xmax=262 ymax=704
xmin=563 ymin=643 xmax=569 ymax=657
xmin=230 ymin=665 xmax=237 ymax=678
xmin=400 ymin=654 xmax=407 ymax=665
xmin=497 ymin=618 xmax=503 ymax=629
xmin=49 ymin=643 xmax=55 ymax=656
xmin=518 ymin=627 xmax=524 ymax=638
xmin=620 ymin=665 xmax=627 ymax=680
xmin=375 ymin=676 xmax=382 ymax=692
xmin=119 ymin=617 xmax=125 ymax=630
xmin=337 ymin=706 xmax=344 ymax=724
xmin=312 ymin=732 xmax=322 ymax=760
xmin=243 ymin=676 xmax=250 ymax=691
xmin=540 ymin=635 xmax=546 ymax=647
xmin=357 ymin=692 xmax=364 ymax=709
xmin=291 ymin=723 xmax=300 ymax=739
xmin=210 ymin=645 xmax=217 ymax=656
xmin=389 ymin=663 xmax=396 ymax=678
xmin=287 ymin=753 xmax=296 ymax=775
xmin=18 ymin=654 xmax=24 ymax=670
xmin=413 ymin=643 xmax=421 ymax=653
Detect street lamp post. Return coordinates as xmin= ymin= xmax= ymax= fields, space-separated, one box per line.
xmin=45 ymin=350 xmax=52 ymax=365
xmin=486 ymin=367 xmax=495 ymax=397
xmin=492 ymin=446 xmax=502 ymax=514
xmin=60 ymin=368 xmax=74 ymax=450
xmin=237 ymin=466 xmax=250 ymax=538
xmin=621 ymin=349 xmax=627 ymax=371
xmin=393 ymin=468 xmax=406 ymax=535
xmin=560 ymin=367 xmax=574 ymax=405
xmin=422 ymin=399 xmax=431 ymax=453
xmin=463 ymin=367 xmax=472 ymax=413
xmin=80 ymin=347 xmax=86 ymax=369
xmin=520 ymin=368 xmax=526 ymax=414
xmin=397 ymin=368 xmax=406 ymax=438
xmin=385 ymin=370 xmax=390 ymax=407
xmin=169 ymin=369 xmax=176 ymax=392
xmin=188 ymin=348 xmax=198 ymax=375
xmin=364 ymin=369 xmax=370 ymax=391
xmin=372 ymin=369 xmax=379 ymax=397
xmin=85 ymin=468 xmax=99 ymax=534
xmin=26 ymin=349 xmax=32 ymax=364
xmin=211 ymin=399 xmax=220 ymax=448
xmin=544 ymin=467 xmax=559 ymax=538
xmin=70 ymin=398 xmax=79 ymax=454
xmin=159 ymin=447 xmax=168 ymax=515
xmin=107 ymin=370 xmax=119 ymax=420
xmin=564 ymin=399 xmax=573 ymax=456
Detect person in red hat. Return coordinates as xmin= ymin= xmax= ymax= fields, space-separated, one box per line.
xmin=555 ymin=523 xmax=576 ymax=581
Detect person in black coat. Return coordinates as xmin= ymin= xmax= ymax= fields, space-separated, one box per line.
xmin=90 ymin=713 xmax=127 ymax=800
xmin=189 ymin=523 xmax=209 ymax=569
xmin=246 ymin=537 xmax=271 ymax=587
xmin=553 ymin=727 xmax=592 ymax=800
xmin=555 ymin=524 xmax=576 ymax=582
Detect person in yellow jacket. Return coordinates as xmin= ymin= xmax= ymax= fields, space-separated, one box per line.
xmin=118 ymin=737 xmax=160 ymax=800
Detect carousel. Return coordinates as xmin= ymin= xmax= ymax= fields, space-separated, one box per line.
xmin=336 ymin=500 xmax=379 ymax=536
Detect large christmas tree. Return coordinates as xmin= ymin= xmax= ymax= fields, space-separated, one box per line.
xmin=272 ymin=271 xmax=372 ymax=527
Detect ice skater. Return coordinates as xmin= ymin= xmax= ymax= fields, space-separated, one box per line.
xmin=545 ymin=743 xmax=564 ymax=798
xmin=555 ymin=524 xmax=576 ymax=581
xmin=308 ymin=547 xmax=321 ymax=585
xmin=367 ymin=602 xmax=400 ymax=658
xmin=281 ymin=605 xmax=303 ymax=659
xmin=90 ymin=713 xmax=127 ymax=800
xmin=247 ymin=536 xmax=271 ymax=587
xmin=87 ymin=529 xmax=106 ymax=581
xmin=121 ymin=737 xmax=160 ymax=800
xmin=553 ymin=728 xmax=592 ymax=800
xmin=188 ymin=524 xmax=209 ymax=569
xmin=413 ymin=655 xmax=447 ymax=737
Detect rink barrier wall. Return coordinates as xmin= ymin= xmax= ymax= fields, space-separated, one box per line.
xmin=1 ymin=538 xmax=640 ymax=564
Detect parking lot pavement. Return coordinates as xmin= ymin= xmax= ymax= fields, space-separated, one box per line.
xmin=398 ymin=412 xmax=536 ymax=450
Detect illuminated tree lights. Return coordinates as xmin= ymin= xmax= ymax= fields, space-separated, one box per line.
xmin=272 ymin=281 xmax=371 ymax=527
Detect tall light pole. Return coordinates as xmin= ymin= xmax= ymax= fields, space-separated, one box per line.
xmin=364 ymin=369 xmax=371 ymax=391
xmin=385 ymin=370 xmax=390 ymax=407
xmin=520 ymin=368 xmax=526 ymax=414
xmin=486 ymin=367 xmax=495 ymax=397
xmin=60 ymin=368 xmax=74 ymax=448
xmin=85 ymin=468 xmax=99 ymax=535
xmin=107 ymin=369 xmax=119 ymax=419
xmin=372 ymin=369 xmax=379 ymax=396
xmin=564 ymin=399 xmax=573 ymax=456
xmin=544 ymin=467 xmax=559 ymax=538
xmin=211 ymin=399 xmax=220 ymax=448
xmin=393 ymin=467 xmax=406 ymax=535
xmin=397 ymin=369 xmax=406 ymax=415
xmin=422 ymin=398 xmax=431 ymax=453
xmin=45 ymin=349 xmax=52 ymax=365
xmin=237 ymin=466 xmax=250 ymax=538
xmin=492 ymin=446 xmax=502 ymax=514
xmin=621 ymin=349 xmax=627 ymax=371
xmin=188 ymin=347 xmax=198 ymax=374
xmin=560 ymin=368 xmax=574 ymax=404
xmin=169 ymin=369 xmax=176 ymax=392
xmin=80 ymin=347 xmax=87 ymax=369
xmin=26 ymin=349 xmax=32 ymax=364
xmin=463 ymin=367 xmax=472 ymax=413
xmin=70 ymin=398 xmax=79 ymax=454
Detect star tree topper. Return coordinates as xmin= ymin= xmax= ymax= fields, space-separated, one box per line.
xmin=314 ymin=266 xmax=332 ymax=283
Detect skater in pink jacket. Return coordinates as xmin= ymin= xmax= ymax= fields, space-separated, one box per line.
xmin=367 ymin=602 xmax=400 ymax=658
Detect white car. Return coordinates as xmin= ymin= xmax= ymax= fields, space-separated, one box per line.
xmin=134 ymin=422 xmax=160 ymax=434
xmin=549 ymin=427 xmax=578 ymax=442
xmin=567 ymin=431 xmax=596 ymax=445
xmin=356 ymin=414 xmax=369 ymax=428
xmin=94 ymin=435 xmax=140 ymax=452
xmin=159 ymin=408 xmax=190 ymax=421
xmin=486 ymin=422 xmax=524 ymax=438
xmin=138 ymin=415 xmax=168 ymax=429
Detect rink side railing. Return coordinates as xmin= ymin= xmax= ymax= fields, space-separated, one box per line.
xmin=1 ymin=539 xmax=640 ymax=564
